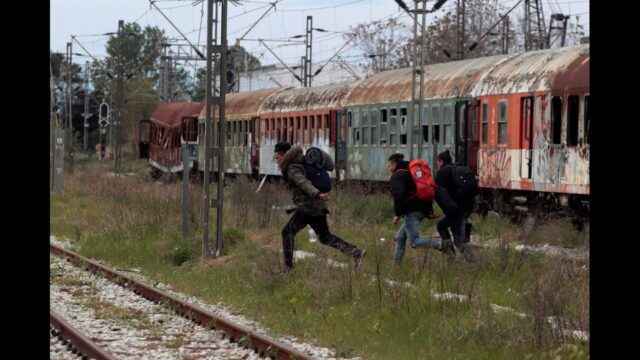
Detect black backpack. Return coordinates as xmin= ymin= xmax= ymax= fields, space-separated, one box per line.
xmin=451 ymin=165 xmax=479 ymax=197
xmin=304 ymin=162 xmax=331 ymax=193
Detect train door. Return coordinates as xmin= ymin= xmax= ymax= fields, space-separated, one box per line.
xmin=335 ymin=109 xmax=347 ymax=171
xmin=465 ymin=100 xmax=480 ymax=172
xmin=139 ymin=119 xmax=150 ymax=159
xmin=455 ymin=101 xmax=468 ymax=166
xmin=520 ymin=97 xmax=534 ymax=179
xmin=250 ymin=117 xmax=260 ymax=177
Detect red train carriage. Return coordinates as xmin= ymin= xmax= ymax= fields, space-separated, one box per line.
xmin=471 ymin=44 xmax=589 ymax=209
xmin=140 ymin=102 xmax=203 ymax=177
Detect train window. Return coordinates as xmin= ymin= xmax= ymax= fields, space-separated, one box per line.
xmin=270 ymin=118 xmax=276 ymax=144
xmin=422 ymin=125 xmax=429 ymax=145
xmin=567 ymin=95 xmax=579 ymax=146
xmin=380 ymin=109 xmax=387 ymax=146
xmin=390 ymin=108 xmax=397 ymax=146
xmin=236 ymin=121 xmax=241 ymax=146
xmin=521 ymin=97 xmax=532 ymax=140
xmin=470 ymin=104 xmax=478 ymax=141
xmin=584 ymin=95 xmax=590 ymax=144
xmin=289 ymin=117 xmax=294 ymax=143
xmin=400 ymin=107 xmax=408 ymax=145
xmin=264 ymin=119 xmax=269 ymax=140
xmin=443 ymin=105 xmax=452 ymax=145
xmin=340 ymin=113 xmax=346 ymax=142
xmin=362 ymin=109 xmax=369 ymax=146
xmin=551 ymin=97 xmax=562 ymax=144
xmin=432 ymin=106 xmax=440 ymax=125
xmin=352 ymin=110 xmax=361 ymax=145
xmin=421 ymin=106 xmax=429 ymax=146
xmin=498 ymin=101 xmax=507 ymax=145
xmin=347 ymin=111 xmax=352 ymax=127
xmin=458 ymin=104 xmax=466 ymax=142
xmin=324 ymin=114 xmax=330 ymax=144
xmin=432 ymin=125 xmax=440 ymax=143
xmin=481 ymin=103 xmax=488 ymax=145
xmin=273 ymin=118 xmax=278 ymax=142
xmin=244 ymin=120 xmax=249 ymax=146
xmin=309 ymin=116 xmax=315 ymax=144
xmin=295 ymin=116 xmax=301 ymax=144
xmin=278 ymin=118 xmax=283 ymax=142
xmin=227 ymin=121 xmax=232 ymax=145
xmin=302 ymin=116 xmax=307 ymax=144
xmin=371 ymin=109 xmax=378 ymax=146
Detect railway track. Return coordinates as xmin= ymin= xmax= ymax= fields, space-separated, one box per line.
xmin=50 ymin=310 xmax=118 ymax=360
xmin=50 ymin=244 xmax=318 ymax=360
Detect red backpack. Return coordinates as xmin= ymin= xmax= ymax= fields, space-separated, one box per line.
xmin=407 ymin=159 xmax=437 ymax=201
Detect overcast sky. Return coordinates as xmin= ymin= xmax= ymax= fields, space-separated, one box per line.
xmin=51 ymin=0 xmax=589 ymax=67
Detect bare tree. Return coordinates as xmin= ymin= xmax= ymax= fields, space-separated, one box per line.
xmin=345 ymin=18 xmax=412 ymax=75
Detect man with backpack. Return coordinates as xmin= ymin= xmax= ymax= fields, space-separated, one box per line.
xmin=274 ymin=142 xmax=366 ymax=271
xmin=387 ymin=153 xmax=451 ymax=265
xmin=434 ymin=150 xmax=478 ymax=264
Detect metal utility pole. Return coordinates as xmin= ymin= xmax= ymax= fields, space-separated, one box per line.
xmin=83 ymin=61 xmax=91 ymax=153
xmin=202 ymin=0 xmax=228 ymax=259
xmin=114 ymin=20 xmax=125 ymax=173
xmin=66 ymin=42 xmax=73 ymax=133
xmin=66 ymin=41 xmax=75 ymax=173
xmin=501 ymin=14 xmax=511 ymax=54
xmin=455 ymin=0 xmax=466 ymax=60
xmin=524 ymin=0 xmax=546 ymax=51
xmin=305 ymin=16 xmax=313 ymax=87
xmin=300 ymin=56 xmax=306 ymax=86
xmin=410 ymin=1 xmax=427 ymax=160
xmin=547 ymin=13 xmax=569 ymax=48
xmin=160 ymin=44 xmax=171 ymax=102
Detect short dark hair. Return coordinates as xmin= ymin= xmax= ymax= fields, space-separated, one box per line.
xmin=388 ymin=153 xmax=404 ymax=163
xmin=437 ymin=149 xmax=452 ymax=164
xmin=274 ymin=142 xmax=291 ymax=154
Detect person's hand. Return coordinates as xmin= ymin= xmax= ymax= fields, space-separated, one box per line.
xmin=392 ymin=216 xmax=399 ymax=225
xmin=318 ymin=193 xmax=329 ymax=201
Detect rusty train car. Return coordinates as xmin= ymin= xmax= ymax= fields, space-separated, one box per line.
xmin=139 ymin=102 xmax=203 ymax=178
xmin=140 ymin=44 xmax=589 ymax=211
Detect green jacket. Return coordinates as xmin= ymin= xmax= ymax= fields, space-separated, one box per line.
xmin=279 ymin=146 xmax=327 ymax=216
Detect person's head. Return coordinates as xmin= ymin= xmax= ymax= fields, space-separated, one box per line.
xmin=274 ymin=142 xmax=291 ymax=164
xmin=387 ymin=153 xmax=404 ymax=173
xmin=437 ymin=149 xmax=452 ymax=168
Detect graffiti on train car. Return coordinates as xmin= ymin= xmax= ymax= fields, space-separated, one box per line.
xmin=478 ymin=148 xmax=512 ymax=188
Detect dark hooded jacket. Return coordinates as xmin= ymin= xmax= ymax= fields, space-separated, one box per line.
xmin=435 ymin=163 xmax=475 ymax=214
xmin=279 ymin=145 xmax=327 ymax=216
xmin=389 ymin=160 xmax=433 ymax=217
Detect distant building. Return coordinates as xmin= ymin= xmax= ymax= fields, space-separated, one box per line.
xmin=238 ymin=62 xmax=366 ymax=91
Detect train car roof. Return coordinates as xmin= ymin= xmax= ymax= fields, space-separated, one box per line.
xmin=198 ymin=87 xmax=282 ymax=121
xmin=470 ymin=43 xmax=589 ymax=96
xmin=346 ymin=54 xmax=509 ymax=106
xmin=150 ymin=102 xmax=203 ymax=128
xmin=257 ymin=82 xmax=358 ymax=114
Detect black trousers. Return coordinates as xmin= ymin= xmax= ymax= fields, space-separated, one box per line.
xmin=282 ymin=210 xmax=357 ymax=268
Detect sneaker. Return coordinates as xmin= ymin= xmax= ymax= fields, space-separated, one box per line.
xmin=353 ymin=249 xmax=366 ymax=269
xmin=460 ymin=244 xmax=478 ymax=265
xmin=440 ymin=239 xmax=456 ymax=262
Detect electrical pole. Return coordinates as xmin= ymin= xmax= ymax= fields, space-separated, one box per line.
xmin=524 ymin=0 xmax=546 ymax=51
xmin=410 ymin=1 xmax=427 ymax=160
xmin=502 ymin=14 xmax=510 ymax=54
xmin=66 ymin=41 xmax=74 ymax=173
xmin=115 ymin=19 xmax=124 ymax=173
xmin=305 ymin=15 xmax=313 ymax=87
xmin=547 ymin=13 xmax=569 ymax=48
xmin=202 ymin=0 xmax=228 ymax=259
xmin=83 ymin=61 xmax=91 ymax=153
xmin=455 ymin=0 xmax=466 ymax=60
